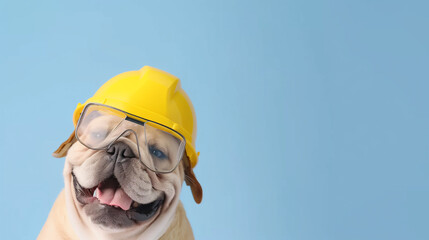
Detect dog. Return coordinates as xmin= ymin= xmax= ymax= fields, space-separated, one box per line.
xmin=38 ymin=112 xmax=202 ymax=239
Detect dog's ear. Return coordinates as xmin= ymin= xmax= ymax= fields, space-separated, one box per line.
xmin=183 ymin=153 xmax=203 ymax=204
xmin=53 ymin=131 xmax=77 ymax=158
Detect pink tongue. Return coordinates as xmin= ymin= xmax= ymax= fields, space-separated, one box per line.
xmin=96 ymin=187 xmax=133 ymax=211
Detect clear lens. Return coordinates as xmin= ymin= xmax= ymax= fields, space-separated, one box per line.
xmin=141 ymin=122 xmax=185 ymax=173
xmin=76 ymin=104 xmax=185 ymax=173
xmin=76 ymin=105 xmax=127 ymax=149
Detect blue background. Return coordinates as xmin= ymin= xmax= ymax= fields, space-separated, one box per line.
xmin=1 ymin=1 xmax=428 ymax=239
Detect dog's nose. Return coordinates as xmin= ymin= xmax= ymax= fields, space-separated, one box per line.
xmin=107 ymin=142 xmax=136 ymax=162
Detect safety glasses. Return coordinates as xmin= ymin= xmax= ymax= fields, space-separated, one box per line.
xmin=75 ymin=103 xmax=186 ymax=173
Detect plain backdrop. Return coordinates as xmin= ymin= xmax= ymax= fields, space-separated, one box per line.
xmin=1 ymin=0 xmax=428 ymax=239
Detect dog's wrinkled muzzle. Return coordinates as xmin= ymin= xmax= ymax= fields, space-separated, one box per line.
xmin=73 ymin=172 xmax=164 ymax=225
xmin=107 ymin=142 xmax=136 ymax=163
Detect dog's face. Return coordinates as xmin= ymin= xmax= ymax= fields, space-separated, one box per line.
xmin=55 ymin=113 xmax=202 ymax=231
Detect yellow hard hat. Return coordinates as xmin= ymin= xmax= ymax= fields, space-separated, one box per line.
xmin=72 ymin=66 xmax=199 ymax=168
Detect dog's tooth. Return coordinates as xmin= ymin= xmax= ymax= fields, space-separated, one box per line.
xmin=93 ymin=189 xmax=97 ymax=197
xmin=132 ymin=202 xmax=139 ymax=208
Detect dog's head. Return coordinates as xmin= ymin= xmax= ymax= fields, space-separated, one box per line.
xmin=53 ymin=117 xmax=202 ymax=233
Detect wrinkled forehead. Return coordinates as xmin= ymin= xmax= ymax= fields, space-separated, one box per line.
xmin=82 ymin=110 xmax=124 ymax=127
xmin=83 ymin=110 xmax=180 ymax=144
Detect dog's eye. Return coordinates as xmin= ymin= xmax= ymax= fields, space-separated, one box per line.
xmin=149 ymin=146 xmax=167 ymax=160
xmin=90 ymin=130 xmax=107 ymax=140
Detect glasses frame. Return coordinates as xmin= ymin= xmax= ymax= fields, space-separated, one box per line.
xmin=75 ymin=102 xmax=186 ymax=174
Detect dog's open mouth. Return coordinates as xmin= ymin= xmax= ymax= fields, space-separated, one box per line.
xmin=72 ymin=173 xmax=163 ymax=224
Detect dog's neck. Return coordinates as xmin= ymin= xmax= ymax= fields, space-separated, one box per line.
xmin=38 ymin=190 xmax=193 ymax=240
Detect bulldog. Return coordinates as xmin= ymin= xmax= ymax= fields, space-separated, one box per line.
xmin=38 ymin=117 xmax=202 ymax=239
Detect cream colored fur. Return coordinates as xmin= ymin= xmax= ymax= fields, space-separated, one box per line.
xmin=38 ymin=124 xmax=202 ymax=239
xmin=38 ymin=190 xmax=194 ymax=240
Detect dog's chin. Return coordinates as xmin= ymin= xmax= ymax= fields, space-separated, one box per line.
xmin=72 ymin=172 xmax=164 ymax=229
